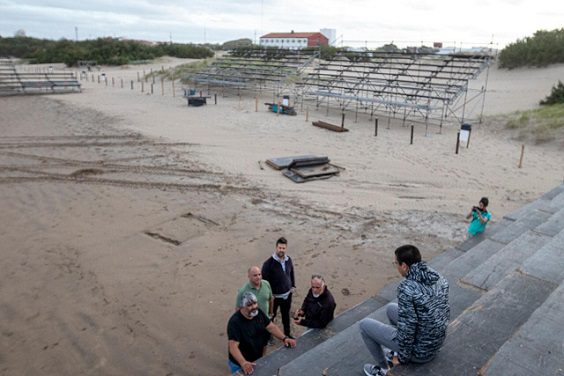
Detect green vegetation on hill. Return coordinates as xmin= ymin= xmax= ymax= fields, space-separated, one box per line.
xmin=498 ymin=28 xmax=564 ymax=69
xmin=221 ymin=38 xmax=252 ymax=50
xmin=505 ymin=103 xmax=564 ymax=144
xmin=540 ymin=81 xmax=564 ymax=105
xmin=0 ymin=36 xmax=214 ymax=66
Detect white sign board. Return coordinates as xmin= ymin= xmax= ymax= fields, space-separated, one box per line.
xmin=459 ymin=129 xmax=470 ymax=143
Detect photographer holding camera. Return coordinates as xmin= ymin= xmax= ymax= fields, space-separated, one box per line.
xmin=466 ymin=197 xmax=491 ymax=237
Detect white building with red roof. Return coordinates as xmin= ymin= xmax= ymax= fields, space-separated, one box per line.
xmin=259 ymin=31 xmax=329 ymax=50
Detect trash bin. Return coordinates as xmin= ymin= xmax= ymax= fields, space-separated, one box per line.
xmin=460 ymin=123 xmax=472 ymax=144
xmin=282 ymin=95 xmax=290 ymax=106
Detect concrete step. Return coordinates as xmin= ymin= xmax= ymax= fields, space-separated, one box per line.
xmin=481 ymin=282 xmax=564 ymax=376
xmin=518 ymin=228 xmax=564 ymax=285
xmin=261 ymin=273 xmax=482 ymax=376
xmin=253 ymin=296 xmax=389 ymax=376
xmin=490 ymin=209 xmax=553 ymax=244
xmin=504 ymin=185 xmax=563 ymax=221
xmin=442 ymin=238 xmax=506 ymax=279
xmin=461 ymin=230 xmax=553 ymax=291
xmin=534 ymin=206 xmax=564 ymax=237
xmin=275 ymin=304 xmax=387 ymax=376
xmin=390 ymin=271 xmax=557 ymax=376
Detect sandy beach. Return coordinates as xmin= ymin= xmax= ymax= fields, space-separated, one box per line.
xmin=1 ymin=57 xmax=562 ymax=375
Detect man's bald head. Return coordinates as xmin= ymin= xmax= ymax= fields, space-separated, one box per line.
xmin=248 ymin=266 xmax=262 ymax=287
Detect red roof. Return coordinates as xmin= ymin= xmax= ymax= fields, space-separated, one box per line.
xmin=260 ymin=32 xmax=324 ymax=39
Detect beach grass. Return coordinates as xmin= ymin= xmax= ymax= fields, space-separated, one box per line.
xmin=145 ymin=59 xmax=213 ymax=81
xmin=506 ymin=103 xmax=564 ymax=143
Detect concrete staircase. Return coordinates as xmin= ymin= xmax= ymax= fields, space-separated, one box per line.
xmin=254 ymin=183 xmax=564 ymax=376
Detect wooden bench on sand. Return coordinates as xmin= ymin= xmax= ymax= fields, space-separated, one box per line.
xmin=312 ymin=120 xmax=349 ymax=133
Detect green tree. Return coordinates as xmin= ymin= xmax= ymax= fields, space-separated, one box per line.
xmin=499 ymin=28 xmax=564 ymax=69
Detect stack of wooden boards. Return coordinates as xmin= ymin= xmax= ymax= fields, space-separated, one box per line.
xmin=265 ymin=155 xmax=340 ymax=183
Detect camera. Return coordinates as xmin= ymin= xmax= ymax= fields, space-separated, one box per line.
xmin=472 ymin=206 xmax=481 ymax=213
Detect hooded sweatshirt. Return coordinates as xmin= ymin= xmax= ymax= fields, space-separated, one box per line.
xmin=395 ymin=262 xmax=450 ymax=363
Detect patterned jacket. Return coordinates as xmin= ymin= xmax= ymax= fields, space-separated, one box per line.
xmin=396 ymin=262 xmax=450 ymax=363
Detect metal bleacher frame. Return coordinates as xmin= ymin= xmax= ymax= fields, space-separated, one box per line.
xmin=186 ymin=47 xmax=317 ymax=98
xmin=186 ymin=48 xmax=493 ymax=130
xmin=297 ymin=51 xmax=492 ymax=131
xmin=0 ymin=58 xmax=81 ymax=96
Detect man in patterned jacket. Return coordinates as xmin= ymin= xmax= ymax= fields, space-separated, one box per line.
xmin=359 ymin=245 xmax=450 ymax=376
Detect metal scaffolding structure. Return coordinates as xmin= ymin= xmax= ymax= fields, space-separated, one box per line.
xmin=186 ymin=48 xmax=493 ymax=129
xmin=297 ymin=51 xmax=492 ymax=130
xmin=187 ymin=48 xmax=317 ymax=96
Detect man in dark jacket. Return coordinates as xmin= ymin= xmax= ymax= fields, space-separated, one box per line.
xmin=360 ymin=245 xmax=450 ymax=376
xmin=261 ymin=237 xmax=295 ymax=337
xmin=294 ymin=274 xmax=336 ymax=329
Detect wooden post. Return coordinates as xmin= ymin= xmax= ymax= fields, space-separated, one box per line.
xmin=141 ymin=82 xmax=144 ymax=93
xmin=200 ymin=90 xmax=203 ymax=97
xmin=143 ymin=70 xmax=146 ymax=82
xmin=150 ymin=83 xmax=153 ymax=94
xmin=105 ymin=77 xmax=108 ymax=86
xmin=374 ymin=118 xmax=378 ymax=137
xmin=255 ymin=96 xmax=258 ymax=112
xmin=277 ymin=101 xmax=281 ymax=115
xmin=172 ymin=81 xmax=175 ymax=97
xmin=214 ymin=93 xmax=217 ymax=105
xmin=120 ymin=78 xmax=123 ymax=88
xmin=161 ymin=78 xmax=164 ymax=96
xmin=131 ymin=80 xmax=134 ymax=90
xmin=455 ymin=132 xmax=460 ymax=154
xmin=97 ymin=75 xmax=100 ymax=83
xmin=518 ymin=144 xmax=525 ymax=168
xmin=410 ymin=125 xmax=414 ymax=144
xmin=341 ymin=113 xmax=345 ymax=128
xmin=112 ymin=77 xmax=115 ymax=87
xmin=355 ymin=101 xmax=359 ymax=123
xmin=305 ymin=107 xmax=309 ymax=122
xmin=137 ymin=72 xmax=140 ymax=82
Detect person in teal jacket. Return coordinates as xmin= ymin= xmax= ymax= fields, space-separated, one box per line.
xmin=466 ymin=197 xmax=491 ymax=236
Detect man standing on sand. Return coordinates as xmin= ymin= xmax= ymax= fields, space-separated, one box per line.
xmin=294 ymin=274 xmax=336 ymax=329
xmin=228 ymin=292 xmax=297 ymax=375
xmin=235 ymin=266 xmax=273 ymax=318
xmin=466 ymin=197 xmax=491 ymax=237
xmin=359 ymin=245 xmax=450 ymax=376
xmin=262 ymin=237 xmax=295 ymax=338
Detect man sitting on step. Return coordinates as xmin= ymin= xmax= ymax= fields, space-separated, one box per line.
xmin=359 ymin=245 xmax=450 ymax=376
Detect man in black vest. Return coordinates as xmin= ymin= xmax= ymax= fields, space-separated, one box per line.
xmin=261 ymin=237 xmax=295 ymax=337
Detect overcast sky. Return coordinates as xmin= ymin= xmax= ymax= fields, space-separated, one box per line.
xmin=1 ymin=0 xmax=562 ymax=48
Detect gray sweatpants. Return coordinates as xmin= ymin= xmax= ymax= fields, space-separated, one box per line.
xmin=359 ymin=303 xmax=400 ymax=368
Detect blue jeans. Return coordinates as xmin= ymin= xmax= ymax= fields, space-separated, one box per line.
xmin=228 ymin=359 xmax=241 ymax=374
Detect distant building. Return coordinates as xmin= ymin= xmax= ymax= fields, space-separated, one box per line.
xmin=320 ymin=28 xmax=337 ymax=46
xmin=259 ymin=31 xmax=329 ymax=50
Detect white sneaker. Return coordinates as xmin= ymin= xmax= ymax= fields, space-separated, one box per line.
xmin=363 ymin=363 xmax=388 ymax=376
